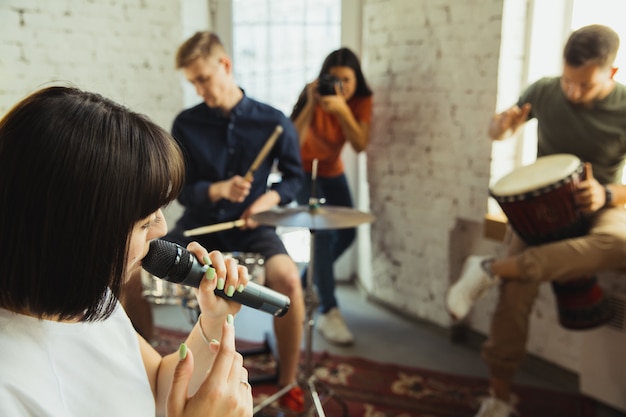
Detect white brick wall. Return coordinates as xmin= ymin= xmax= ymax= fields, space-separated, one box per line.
xmin=363 ymin=0 xmax=626 ymax=376
xmin=364 ymin=0 xmax=503 ymax=326
xmin=0 ymin=0 xmax=183 ymax=131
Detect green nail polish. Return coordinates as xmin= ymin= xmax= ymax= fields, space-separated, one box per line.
xmin=237 ymin=284 xmax=245 ymax=293
xmin=178 ymin=343 xmax=188 ymax=360
xmin=210 ymin=339 xmax=219 ymax=344
xmin=203 ymin=255 xmax=211 ymax=265
xmin=226 ymin=285 xmax=235 ymax=297
xmin=204 ymin=267 xmax=215 ymax=281
xmin=227 ymin=314 xmax=234 ymax=325
xmin=217 ymin=278 xmax=225 ymax=290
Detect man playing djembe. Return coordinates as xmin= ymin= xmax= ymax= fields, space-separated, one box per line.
xmin=447 ymin=24 xmax=626 ymax=417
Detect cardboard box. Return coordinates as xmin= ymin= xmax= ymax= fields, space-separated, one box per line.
xmin=484 ymin=212 xmax=508 ymax=241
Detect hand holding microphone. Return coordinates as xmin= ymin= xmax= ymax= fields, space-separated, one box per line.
xmin=142 ymin=239 xmax=291 ymax=317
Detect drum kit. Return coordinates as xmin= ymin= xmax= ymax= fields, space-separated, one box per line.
xmin=490 ymin=153 xmax=614 ymax=330
xmin=143 ymin=176 xmax=375 ymax=416
xmin=142 ymin=126 xmax=376 ymax=414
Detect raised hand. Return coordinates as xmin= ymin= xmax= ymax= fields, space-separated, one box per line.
xmin=488 ymin=103 xmax=532 ymax=140
xmin=166 ymin=317 xmax=253 ymax=417
xmin=217 ymin=175 xmax=251 ymax=203
xmin=186 ymin=242 xmax=248 ymax=319
xmin=575 ymin=162 xmax=607 ymax=213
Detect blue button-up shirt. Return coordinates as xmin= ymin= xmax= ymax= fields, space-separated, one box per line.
xmin=171 ymin=93 xmax=303 ymax=230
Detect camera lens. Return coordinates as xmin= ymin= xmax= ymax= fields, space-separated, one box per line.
xmin=317 ymin=74 xmax=341 ymax=96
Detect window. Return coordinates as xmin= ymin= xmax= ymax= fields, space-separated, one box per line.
xmin=230 ymin=0 xmax=343 ymax=262
xmin=571 ymin=0 xmax=626 ymax=86
xmin=232 ymin=0 xmax=342 ymax=115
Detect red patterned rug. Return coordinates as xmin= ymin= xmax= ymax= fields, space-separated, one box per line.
xmin=153 ymin=327 xmax=596 ymax=417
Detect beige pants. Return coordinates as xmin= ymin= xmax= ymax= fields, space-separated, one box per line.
xmin=481 ymin=207 xmax=626 ymax=380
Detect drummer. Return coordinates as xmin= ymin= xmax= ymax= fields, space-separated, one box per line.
xmin=129 ymin=31 xmax=306 ymax=411
xmin=446 ymin=24 xmax=626 ymax=417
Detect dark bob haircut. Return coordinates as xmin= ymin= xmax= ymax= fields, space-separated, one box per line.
xmin=0 ymin=86 xmax=185 ymax=321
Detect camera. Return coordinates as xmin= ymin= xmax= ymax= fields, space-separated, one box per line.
xmin=317 ymin=74 xmax=342 ymax=96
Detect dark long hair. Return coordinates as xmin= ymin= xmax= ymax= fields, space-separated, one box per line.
xmin=0 ymin=86 xmax=185 ymax=321
xmin=291 ymin=47 xmax=372 ymax=120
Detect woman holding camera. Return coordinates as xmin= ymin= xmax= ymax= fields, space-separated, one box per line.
xmin=290 ymin=47 xmax=373 ymax=346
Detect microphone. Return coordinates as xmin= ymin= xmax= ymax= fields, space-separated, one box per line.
xmin=142 ymin=239 xmax=290 ymax=317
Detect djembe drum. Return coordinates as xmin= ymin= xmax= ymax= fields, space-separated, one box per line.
xmin=490 ymin=154 xmax=613 ymax=330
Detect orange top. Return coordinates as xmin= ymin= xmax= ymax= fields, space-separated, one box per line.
xmin=300 ymin=95 xmax=373 ymax=177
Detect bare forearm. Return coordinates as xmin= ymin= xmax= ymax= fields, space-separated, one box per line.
xmin=154 ymin=316 xmax=223 ymax=415
xmin=338 ymin=110 xmax=369 ymax=152
xmin=208 ymin=181 xmax=225 ymax=202
xmin=293 ymin=102 xmax=314 ymax=146
xmin=256 ymin=190 xmax=280 ymax=209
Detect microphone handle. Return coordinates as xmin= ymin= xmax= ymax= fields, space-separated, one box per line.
xmin=177 ymin=258 xmax=291 ymax=317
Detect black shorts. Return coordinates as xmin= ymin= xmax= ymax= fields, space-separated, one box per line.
xmin=165 ymin=225 xmax=288 ymax=260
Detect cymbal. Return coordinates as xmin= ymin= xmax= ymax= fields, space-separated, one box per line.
xmin=251 ymin=205 xmax=375 ymax=230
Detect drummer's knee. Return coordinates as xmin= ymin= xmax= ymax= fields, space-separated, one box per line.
xmin=264 ymin=254 xmax=302 ymax=296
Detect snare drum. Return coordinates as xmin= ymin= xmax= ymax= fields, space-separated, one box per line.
xmin=490 ymin=154 xmax=613 ymax=330
xmin=141 ymin=269 xmax=197 ymax=309
xmin=223 ymin=252 xmax=265 ymax=286
xmin=142 ymin=252 xmax=265 ymax=309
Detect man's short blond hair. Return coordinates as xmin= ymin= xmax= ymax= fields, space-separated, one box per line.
xmin=175 ymin=31 xmax=226 ymax=69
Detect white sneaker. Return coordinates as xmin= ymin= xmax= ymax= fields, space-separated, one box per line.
xmin=446 ymin=255 xmax=499 ymax=320
xmin=475 ymin=395 xmax=517 ymax=417
xmin=317 ymin=307 xmax=354 ymax=346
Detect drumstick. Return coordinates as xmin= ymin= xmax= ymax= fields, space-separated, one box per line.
xmin=244 ymin=125 xmax=283 ymax=181
xmin=183 ymin=219 xmax=246 ymax=237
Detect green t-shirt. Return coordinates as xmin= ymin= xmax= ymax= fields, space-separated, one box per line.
xmin=519 ymin=76 xmax=626 ymax=184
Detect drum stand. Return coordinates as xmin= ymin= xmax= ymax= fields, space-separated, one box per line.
xmin=253 ymin=200 xmax=349 ymax=417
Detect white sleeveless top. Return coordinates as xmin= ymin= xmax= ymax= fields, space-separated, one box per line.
xmin=0 ymin=301 xmax=155 ymax=416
